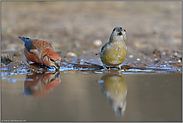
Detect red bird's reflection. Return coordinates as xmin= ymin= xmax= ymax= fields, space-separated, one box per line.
xmin=23 ymin=72 xmax=61 ymax=97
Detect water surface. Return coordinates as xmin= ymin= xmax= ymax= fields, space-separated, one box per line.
xmin=1 ymin=71 xmax=182 ymax=122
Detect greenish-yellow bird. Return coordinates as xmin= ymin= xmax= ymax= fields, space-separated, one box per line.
xmin=96 ymin=27 xmax=127 ymax=69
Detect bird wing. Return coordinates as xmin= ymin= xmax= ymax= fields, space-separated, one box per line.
xmin=19 ymin=37 xmax=54 ymax=61
xmin=19 ymin=37 xmax=53 ymax=52
xmin=101 ymin=43 xmax=108 ymax=53
xmin=31 ymin=39 xmax=53 ymax=51
xmin=95 ymin=42 xmax=108 ymax=55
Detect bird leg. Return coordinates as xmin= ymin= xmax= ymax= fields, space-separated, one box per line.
xmin=103 ymin=65 xmax=108 ymax=71
xmin=95 ymin=53 xmax=101 ymax=55
xmin=103 ymin=66 xmax=111 ymax=72
xmin=118 ymin=64 xmax=122 ymax=69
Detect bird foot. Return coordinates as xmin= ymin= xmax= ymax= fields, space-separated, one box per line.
xmin=118 ymin=65 xmax=122 ymax=70
xmin=103 ymin=66 xmax=111 ymax=72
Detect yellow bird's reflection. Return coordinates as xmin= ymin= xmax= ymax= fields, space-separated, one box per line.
xmin=99 ymin=72 xmax=127 ymax=116
xmin=23 ymin=72 xmax=61 ymax=97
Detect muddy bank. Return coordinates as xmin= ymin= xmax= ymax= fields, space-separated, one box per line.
xmin=1 ymin=1 xmax=182 ymax=73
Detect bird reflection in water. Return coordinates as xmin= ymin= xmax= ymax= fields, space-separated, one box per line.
xmin=99 ymin=72 xmax=127 ymax=116
xmin=23 ymin=72 xmax=61 ymax=97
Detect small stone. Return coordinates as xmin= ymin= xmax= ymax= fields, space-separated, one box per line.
xmin=129 ymin=55 xmax=133 ymax=58
xmin=178 ymin=60 xmax=181 ymax=63
xmin=66 ymin=52 xmax=78 ymax=61
xmin=162 ymin=52 xmax=166 ymax=55
xmin=67 ymin=52 xmax=77 ymax=57
xmin=93 ymin=39 xmax=102 ymax=46
xmin=174 ymin=52 xmax=178 ymax=56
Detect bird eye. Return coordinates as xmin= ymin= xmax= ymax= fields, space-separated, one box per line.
xmin=25 ymin=37 xmax=30 ymax=39
xmin=124 ymin=29 xmax=126 ymax=32
xmin=113 ymin=28 xmax=116 ymax=31
xmin=49 ymin=58 xmax=55 ymax=62
xmin=49 ymin=78 xmax=55 ymax=82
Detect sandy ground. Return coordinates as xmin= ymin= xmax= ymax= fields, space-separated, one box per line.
xmin=1 ymin=1 xmax=182 ymax=64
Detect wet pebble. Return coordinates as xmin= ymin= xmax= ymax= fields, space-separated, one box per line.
xmin=67 ymin=52 xmax=77 ymax=57
xmin=162 ymin=52 xmax=166 ymax=55
xmin=93 ymin=39 xmax=102 ymax=47
xmin=129 ymin=55 xmax=133 ymax=58
xmin=178 ymin=60 xmax=181 ymax=63
xmin=174 ymin=52 xmax=178 ymax=56
xmin=66 ymin=52 xmax=78 ymax=61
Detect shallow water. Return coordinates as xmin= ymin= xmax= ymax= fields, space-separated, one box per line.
xmin=1 ymin=71 xmax=181 ymax=122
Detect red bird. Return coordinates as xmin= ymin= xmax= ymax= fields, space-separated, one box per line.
xmin=24 ymin=72 xmax=61 ymax=97
xmin=19 ymin=37 xmax=61 ymax=70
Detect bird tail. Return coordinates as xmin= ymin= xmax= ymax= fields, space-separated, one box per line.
xmin=95 ymin=53 xmax=101 ymax=55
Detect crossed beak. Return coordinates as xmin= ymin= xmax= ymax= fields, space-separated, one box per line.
xmin=117 ymin=27 xmax=123 ymax=35
xmin=54 ymin=60 xmax=60 ymax=70
xmin=48 ymin=72 xmax=60 ymax=83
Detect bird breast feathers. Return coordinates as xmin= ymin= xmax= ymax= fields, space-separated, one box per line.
xmin=105 ymin=42 xmax=127 ymax=52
